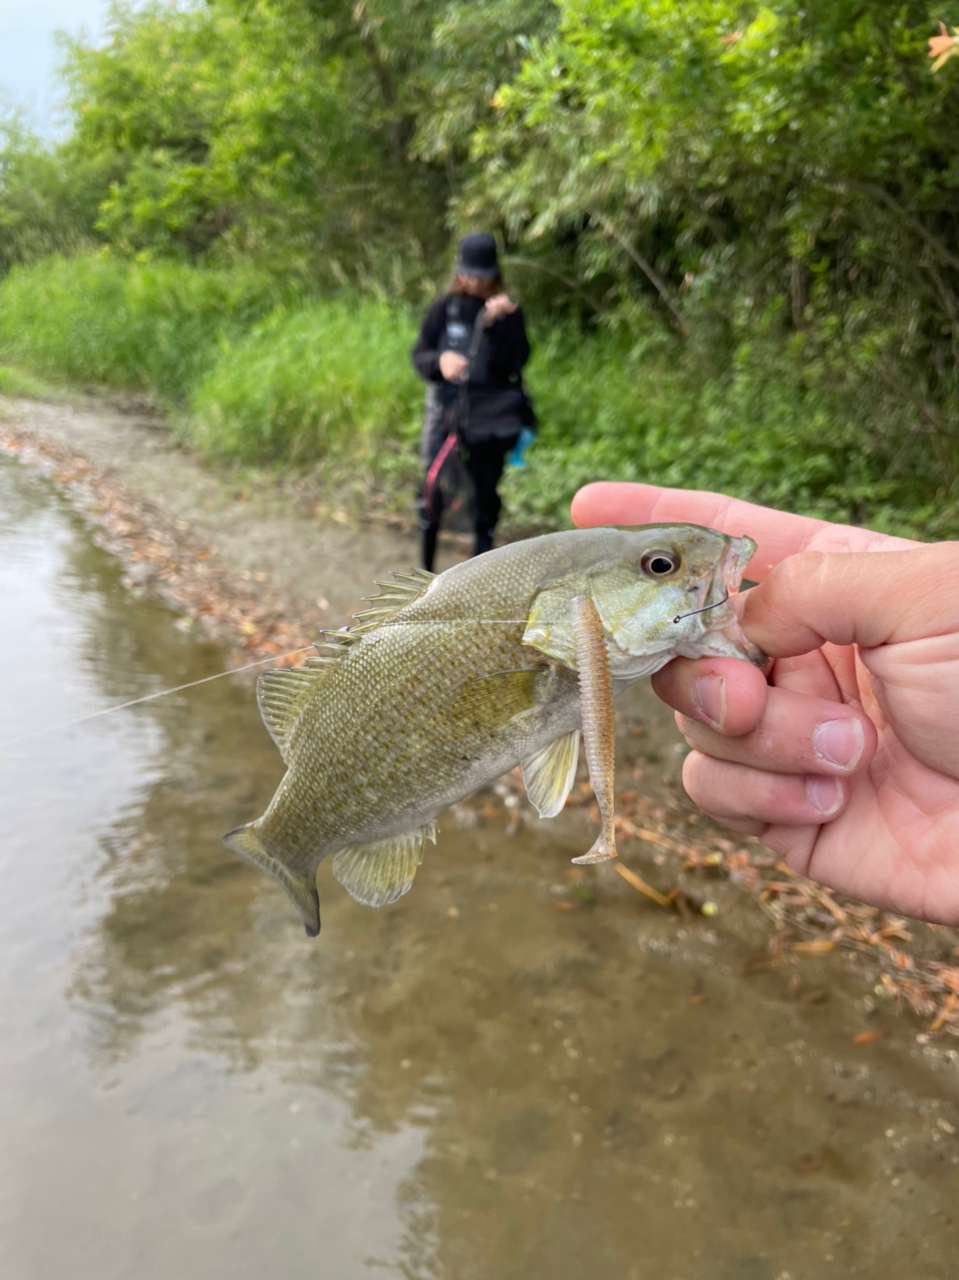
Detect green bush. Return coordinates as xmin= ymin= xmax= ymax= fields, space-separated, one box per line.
xmin=0 ymin=254 xmax=291 ymax=403
xmin=502 ymin=318 xmax=957 ymax=540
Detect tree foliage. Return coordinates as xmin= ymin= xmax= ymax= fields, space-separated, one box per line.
xmin=0 ymin=100 xmax=111 ymax=273
xmin=3 ymin=0 xmax=959 ymax=524
xmin=50 ymin=0 xmax=555 ymax=282
xmin=468 ymin=2 xmax=959 ymax=324
xmin=460 ymin=1 xmax=959 ymax=489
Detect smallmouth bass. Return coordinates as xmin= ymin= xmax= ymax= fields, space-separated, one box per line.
xmin=224 ymin=525 xmax=764 ymax=936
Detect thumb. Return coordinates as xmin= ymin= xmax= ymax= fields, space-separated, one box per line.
xmin=742 ymin=546 xmax=959 ymax=656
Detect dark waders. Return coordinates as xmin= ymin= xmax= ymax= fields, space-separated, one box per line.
xmin=418 ymin=428 xmax=513 ymax=571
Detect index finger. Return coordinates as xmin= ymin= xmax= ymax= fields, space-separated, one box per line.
xmin=570 ymin=483 xmax=919 ymax=579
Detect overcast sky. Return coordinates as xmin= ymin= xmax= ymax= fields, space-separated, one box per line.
xmin=1 ymin=0 xmax=112 ymax=132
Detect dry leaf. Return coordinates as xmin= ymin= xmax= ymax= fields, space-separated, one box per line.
xmin=613 ymin=862 xmax=671 ymax=907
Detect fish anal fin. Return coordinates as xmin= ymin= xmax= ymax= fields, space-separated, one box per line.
xmin=450 ymin=668 xmax=547 ymax=733
xmin=257 ymin=667 xmax=329 ymax=762
xmin=332 ymin=823 xmax=436 ymax=908
xmin=522 ymin=729 xmax=581 ymax=818
xmin=223 ymin=823 xmax=320 ymax=936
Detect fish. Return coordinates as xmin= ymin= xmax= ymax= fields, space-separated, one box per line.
xmin=223 ymin=525 xmax=765 ymax=936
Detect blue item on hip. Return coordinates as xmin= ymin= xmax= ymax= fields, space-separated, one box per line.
xmin=507 ymin=425 xmax=536 ymax=469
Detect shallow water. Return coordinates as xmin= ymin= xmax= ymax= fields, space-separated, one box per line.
xmin=2 ymin=454 xmax=959 ymax=1279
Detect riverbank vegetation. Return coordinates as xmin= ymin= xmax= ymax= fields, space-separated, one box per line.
xmin=2 ymin=1 xmax=958 ymax=538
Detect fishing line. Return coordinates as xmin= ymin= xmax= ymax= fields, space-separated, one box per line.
xmin=1 ymin=618 xmax=529 ymax=751
xmin=3 ymin=591 xmax=734 ymax=750
xmin=0 ymin=645 xmax=317 ymax=751
xmin=0 ymin=622 xmax=522 ymax=750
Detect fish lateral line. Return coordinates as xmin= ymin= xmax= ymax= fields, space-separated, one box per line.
xmin=3 ymin=589 xmax=738 ymax=751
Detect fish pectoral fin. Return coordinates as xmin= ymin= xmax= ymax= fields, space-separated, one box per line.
xmin=332 ymin=823 xmax=437 ymax=908
xmin=257 ymin=667 xmax=331 ymax=763
xmin=450 ymin=668 xmax=547 ymax=733
xmin=222 ymin=823 xmax=320 ymax=937
xmin=522 ymin=730 xmax=581 ymax=818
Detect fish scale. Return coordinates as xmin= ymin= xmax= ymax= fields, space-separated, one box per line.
xmin=223 ymin=525 xmax=764 ymax=937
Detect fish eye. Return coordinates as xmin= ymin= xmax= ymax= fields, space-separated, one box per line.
xmin=640 ymin=550 xmax=681 ymax=578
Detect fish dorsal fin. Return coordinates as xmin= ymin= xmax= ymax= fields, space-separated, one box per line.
xmin=257 ymin=666 xmax=330 ymax=763
xmin=331 ymin=823 xmax=437 ymax=907
xmin=314 ymin=629 xmax=362 ymax=652
xmin=522 ymin=729 xmax=581 ymax=818
xmin=350 ymin=568 xmax=436 ymax=634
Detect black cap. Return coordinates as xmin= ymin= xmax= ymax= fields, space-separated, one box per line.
xmin=455 ymin=231 xmax=499 ymax=278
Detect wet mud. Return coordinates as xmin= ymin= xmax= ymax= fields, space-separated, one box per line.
xmin=2 ymin=406 xmax=959 ymax=1278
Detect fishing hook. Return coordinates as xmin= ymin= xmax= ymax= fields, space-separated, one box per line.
xmin=672 ymin=588 xmax=730 ymax=625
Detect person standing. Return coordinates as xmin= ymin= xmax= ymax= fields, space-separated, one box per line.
xmin=411 ymin=231 xmax=535 ymax=572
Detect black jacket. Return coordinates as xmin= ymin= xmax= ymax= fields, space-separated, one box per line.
xmin=411 ymin=292 xmax=534 ymax=443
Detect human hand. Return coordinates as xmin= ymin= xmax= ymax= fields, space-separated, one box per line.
xmin=439 ymin=351 xmax=469 ymax=382
xmin=571 ymin=481 xmax=959 ymax=924
xmin=483 ymin=293 xmax=518 ymax=324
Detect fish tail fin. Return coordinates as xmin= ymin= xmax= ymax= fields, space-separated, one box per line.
xmin=222 ymin=823 xmax=321 ymax=938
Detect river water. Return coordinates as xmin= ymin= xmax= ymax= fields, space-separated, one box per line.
xmin=2 ymin=453 xmax=959 ymax=1279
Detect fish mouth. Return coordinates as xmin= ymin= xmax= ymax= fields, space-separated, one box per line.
xmin=722 ymin=535 xmax=758 ymax=596
xmin=691 ymin=535 xmax=753 ymax=616
xmin=718 ymin=536 xmax=767 ymax=667
xmin=689 ymin=536 xmax=767 ymax=668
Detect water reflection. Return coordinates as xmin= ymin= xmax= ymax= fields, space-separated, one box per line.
xmin=3 ymin=453 xmax=959 ymax=1280
xmin=0 ymin=457 xmax=422 ymax=1279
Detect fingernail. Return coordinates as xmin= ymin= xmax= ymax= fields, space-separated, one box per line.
xmin=692 ymin=676 xmax=726 ymax=731
xmin=813 ymin=718 xmax=864 ymax=771
xmin=806 ymin=776 xmax=844 ymax=818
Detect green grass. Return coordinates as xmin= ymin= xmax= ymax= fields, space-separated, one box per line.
xmin=186 ymin=297 xmax=424 ymax=466
xmin=504 ymin=320 xmax=956 ymax=540
xmin=0 ymin=363 xmax=62 ymax=400
xmin=0 ymin=253 xmax=295 ymax=407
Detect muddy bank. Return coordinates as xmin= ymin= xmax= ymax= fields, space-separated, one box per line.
xmin=0 ymin=394 xmax=448 ymax=646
